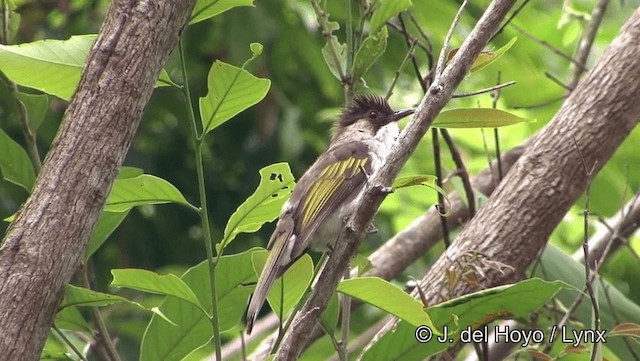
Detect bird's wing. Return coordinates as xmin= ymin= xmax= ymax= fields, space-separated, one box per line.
xmin=286 ymin=141 xmax=372 ymax=256
xmin=246 ymin=142 xmax=372 ymax=333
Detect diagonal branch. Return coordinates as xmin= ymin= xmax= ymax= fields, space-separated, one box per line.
xmin=370 ymin=6 xmax=640 ymax=353
xmin=274 ymin=1 xmax=518 ymax=359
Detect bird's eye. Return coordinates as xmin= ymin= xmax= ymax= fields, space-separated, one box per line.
xmin=369 ymin=111 xmax=379 ymax=119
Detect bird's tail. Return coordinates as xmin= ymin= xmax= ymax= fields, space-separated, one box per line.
xmin=245 ymin=233 xmax=288 ymax=334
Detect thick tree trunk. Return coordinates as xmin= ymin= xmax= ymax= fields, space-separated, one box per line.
xmin=370 ymin=6 xmax=640 ymax=346
xmin=0 ymin=1 xmax=195 ymax=359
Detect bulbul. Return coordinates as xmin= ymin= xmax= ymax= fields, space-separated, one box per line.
xmin=245 ymin=94 xmax=414 ymax=333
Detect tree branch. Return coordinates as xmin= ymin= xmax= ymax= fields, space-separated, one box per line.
xmin=0 ymin=1 xmax=195 ymax=359
xmin=371 ymin=6 xmax=640 ymax=351
xmin=274 ymin=1 xmax=517 ymax=359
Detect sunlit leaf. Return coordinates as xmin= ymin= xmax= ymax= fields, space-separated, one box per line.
xmin=0 ymin=35 xmax=96 ymax=100
xmin=0 ymin=35 xmax=180 ymax=100
xmin=360 ymin=279 xmax=566 ymax=360
xmin=190 ymin=0 xmax=254 ymax=24
xmin=447 ymin=37 xmax=517 ymax=73
xmin=199 ymin=60 xmax=270 ymax=134
xmin=338 ymin=277 xmax=435 ymax=329
xmin=0 ymin=128 xmax=35 ymax=191
xmin=392 ymin=175 xmax=437 ymax=189
xmin=104 ymin=174 xmax=192 ymax=212
xmin=433 ymin=108 xmax=529 ymax=128
xmin=220 ymin=162 xmax=295 ymax=249
xmin=140 ymin=249 xmax=257 ymax=361
xmin=111 ymin=269 xmax=207 ymax=316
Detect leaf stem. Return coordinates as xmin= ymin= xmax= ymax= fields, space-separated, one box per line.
xmin=52 ymin=325 xmax=88 ymax=361
xmin=178 ymin=39 xmax=222 ymax=361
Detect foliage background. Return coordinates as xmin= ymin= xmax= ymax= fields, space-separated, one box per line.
xmin=0 ymin=0 xmax=639 ymax=359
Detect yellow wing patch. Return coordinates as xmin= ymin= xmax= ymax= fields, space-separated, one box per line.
xmin=300 ymin=157 xmax=369 ymax=229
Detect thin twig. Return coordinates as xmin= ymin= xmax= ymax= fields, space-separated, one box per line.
xmin=510 ymin=23 xmax=587 ymax=71
xmin=385 ymin=39 xmax=417 ymax=99
xmin=338 ymin=269 xmax=351 ymax=361
xmin=491 ymin=0 xmax=531 ymax=41
xmin=53 ymin=325 xmax=89 ymax=361
xmin=452 ymin=80 xmax=515 ymax=98
xmin=492 ymin=72 xmax=503 ymax=181
xmin=396 ymin=14 xmax=429 ymax=90
xmin=434 ymin=0 xmax=469 ymax=81
xmin=81 ymin=265 xmax=122 ymax=361
xmin=311 ymin=0 xmax=347 ymax=83
xmin=567 ymin=0 xmax=610 ymax=91
xmin=545 ymin=71 xmax=574 ymax=91
xmin=511 ymin=95 xmax=566 ymax=110
xmin=441 ymin=130 xmax=476 ymax=216
xmin=432 ymin=129 xmax=451 ymax=247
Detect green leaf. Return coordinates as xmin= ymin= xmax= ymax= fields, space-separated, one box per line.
xmin=447 ymin=37 xmax=517 ymax=74
xmin=117 ymin=166 xmax=144 ymax=179
xmin=157 ymin=69 xmax=179 ymax=88
xmin=392 ymin=175 xmax=437 ymax=189
xmin=220 ymin=162 xmax=295 ymax=249
xmin=0 ymin=35 xmax=96 ymax=100
xmin=360 ymin=278 xmax=566 ymax=360
xmin=60 ymin=285 xmax=174 ymax=325
xmin=16 ymin=92 xmax=48 ymax=131
xmin=252 ymin=252 xmax=314 ymax=322
xmin=353 ymin=26 xmax=388 ymax=81
xmin=0 ymin=35 xmax=180 ymax=100
xmin=111 ymin=269 xmax=207 ymax=316
xmin=432 ymin=108 xmax=530 ymax=128
xmin=392 ymin=175 xmax=449 ymax=215
xmin=85 ymin=210 xmax=130 ymax=259
xmin=0 ymin=128 xmax=35 ymax=191
xmin=534 ymin=244 xmax=640 ymax=361
xmin=199 ymin=60 xmax=271 ymax=134
xmin=54 ymin=306 xmax=92 ymax=333
xmin=369 ymin=0 xmax=412 ymax=33
xmin=104 ymin=174 xmax=192 ymax=212
xmin=322 ymin=35 xmax=347 ymax=81
xmin=319 ymin=292 xmax=340 ymax=336
xmin=140 ymin=249 xmax=257 ymax=361
xmin=471 ymin=37 xmax=517 ymax=73
xmin=338 ymin=277 xmax=435 ymax=329
xmin=190 ymin=0 xmax=254 ymax=24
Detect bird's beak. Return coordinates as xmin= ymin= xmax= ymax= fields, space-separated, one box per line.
xmin=390 ymin=108 xmax=415 ymax=122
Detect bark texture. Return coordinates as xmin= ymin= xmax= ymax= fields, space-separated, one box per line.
xmin=371 ymin=7 xmax=640 ymax=345
xmin=0 ymin=0 xmax=195 ymax=359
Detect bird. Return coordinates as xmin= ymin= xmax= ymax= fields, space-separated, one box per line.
xmin=245 ymin=94 xmax=414 ymax=333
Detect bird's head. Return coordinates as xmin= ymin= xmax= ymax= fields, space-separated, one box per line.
xmin=332 ymin=94 xmax=414 ymax=142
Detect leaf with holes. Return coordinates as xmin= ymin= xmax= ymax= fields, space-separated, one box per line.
xmin=220 ymin=163 xmax=295 ymax=250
